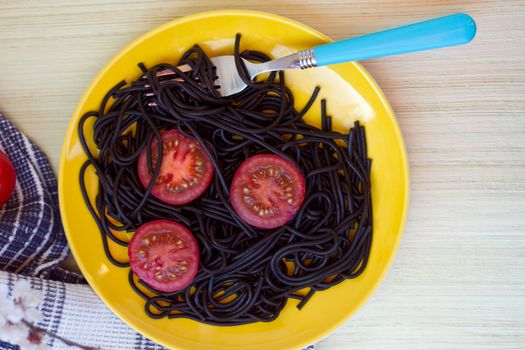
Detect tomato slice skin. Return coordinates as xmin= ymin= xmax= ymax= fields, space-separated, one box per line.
xmin=137 ymin=130 xmax=214 ymax=205
xmin=0 ymin=151 xmax=16 ymax=206
xmin=128 ymin=220 xmax=200 ymax=292
xmin=230 ymin=154 xmax=306 ymax=229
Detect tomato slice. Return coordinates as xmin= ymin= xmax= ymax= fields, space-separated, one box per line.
xmin=138 ymin=130 xmax=214 ymax=205
xmin=0 ymin=151 xmax=16 ymax=206
xmin=128 ymin=220 xmax=200 ymax=292
xmin=230 ymin=154 xmax=306 ymax=229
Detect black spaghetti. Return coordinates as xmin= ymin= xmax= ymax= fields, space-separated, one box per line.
xmin=78 ymin=34 xmax=372 ymax=326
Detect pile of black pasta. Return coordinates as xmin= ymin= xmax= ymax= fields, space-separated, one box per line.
xmin=79 ymin=35 xmax=372 ymax=325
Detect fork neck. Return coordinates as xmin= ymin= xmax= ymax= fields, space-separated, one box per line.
xmin=247 ymin=49 xmax=317 ymax=79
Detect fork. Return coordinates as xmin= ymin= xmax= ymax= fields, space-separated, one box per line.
xmin=155 ymin=13 xmax=476 ymax=97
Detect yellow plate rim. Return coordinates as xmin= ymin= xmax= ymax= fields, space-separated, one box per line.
xmin=59 ymin=9 xmax=410 ymax=349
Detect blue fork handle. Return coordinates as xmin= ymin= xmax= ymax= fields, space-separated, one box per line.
xmin=312 ymin=13 xmax=476 ymax=66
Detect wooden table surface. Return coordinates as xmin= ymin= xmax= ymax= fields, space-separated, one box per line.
xmin=1 ymin=1 xmax=524 ymax=349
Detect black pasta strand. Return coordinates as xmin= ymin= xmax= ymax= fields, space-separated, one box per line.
xmin=77 ymin=33 xmax=373 ymax=326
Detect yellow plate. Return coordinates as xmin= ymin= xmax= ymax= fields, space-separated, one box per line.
xmin=59 ymin=10 xmax=409 ymax=350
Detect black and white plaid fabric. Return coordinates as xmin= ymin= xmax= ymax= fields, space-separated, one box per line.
xmin=0 ymin=113 xmax=316 ymax=350
xmin=0 ymin=114 xmax=69 ymax=278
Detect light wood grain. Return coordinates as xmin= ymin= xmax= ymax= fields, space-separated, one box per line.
xmin=1 ymin=1 xmax=524 ymax=349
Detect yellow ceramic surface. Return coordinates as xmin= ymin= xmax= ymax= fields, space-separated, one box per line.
xmin=59 ymin=10 xmax=409 ymax=350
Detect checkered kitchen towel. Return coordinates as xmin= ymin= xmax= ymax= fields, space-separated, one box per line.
xmin=0 ymin=113 xmax=316 ymax=350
